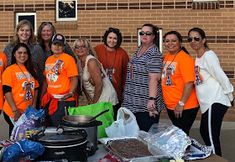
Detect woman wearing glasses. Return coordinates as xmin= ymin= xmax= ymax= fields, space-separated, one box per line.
xmin=94 ymin=27 xmax=129 ymax=118
xmin=122 ymin=23 xmax=165 ymax=131
xmin=73 ymin=38 xmax=118 ymax=105
xmin=162 ymin=31 xmax=199 ymax=135
xmin=188 ymin=27 xmax=234 ymax=156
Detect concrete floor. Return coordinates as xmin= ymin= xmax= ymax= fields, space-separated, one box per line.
xmin=0 ymin=114 xmax=234 ymax=162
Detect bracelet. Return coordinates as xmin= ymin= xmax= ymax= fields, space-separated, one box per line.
xmin=148 ymin=97 xmax=157 ymax=100
xmin=69 ymin=91 xmax=74 ymax=96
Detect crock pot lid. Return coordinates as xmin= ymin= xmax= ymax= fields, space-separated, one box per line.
xmin=38 ymin=133 xmax=85 ymax=143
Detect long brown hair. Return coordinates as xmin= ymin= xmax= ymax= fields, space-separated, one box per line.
xmin=12 ymin=19 xmax=36 ymax=46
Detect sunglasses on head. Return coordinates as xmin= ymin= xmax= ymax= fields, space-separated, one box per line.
xmin=188 ymin=37 xmax=201 ymax=42
xmin=41 ymin=21 xmax=53 ymax=26
xmin=139 ymin=31 xmax=153 ymax=36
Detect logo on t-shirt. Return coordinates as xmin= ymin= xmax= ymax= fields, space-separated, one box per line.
xmin=46 ymin=59 xmax=64 ymax=83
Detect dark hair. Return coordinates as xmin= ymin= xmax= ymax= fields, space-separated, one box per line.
xmin=188 ymin=27 xmax=209 ymax=48
xmin=163 ymin=31 xmax=190 ymax=54
xmin=141 ymin=23 xmax=159 ymax=43
xmin=37 ymin=22 xmax=56 ymax=52
xmin=102 ymin=27 xmax=122 ymax=49
xmin=11 ymin=43 xmax=38 ymax=80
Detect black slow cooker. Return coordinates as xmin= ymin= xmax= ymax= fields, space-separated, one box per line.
xmin=35 ymin=129 xmax=88 ymax=161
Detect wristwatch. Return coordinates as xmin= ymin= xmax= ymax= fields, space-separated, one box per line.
xmin=178 ymin=101 xmax=185 ymax=107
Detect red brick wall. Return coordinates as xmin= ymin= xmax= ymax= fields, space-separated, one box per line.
xmin=0 ymin=0 xmax=234 ymax=121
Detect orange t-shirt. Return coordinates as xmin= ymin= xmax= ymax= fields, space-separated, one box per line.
xmin=0 ymin=52 xmax=7 ymax=110
xmin=44 ymin=53 xmax=78 ymax=99
xmin=161 ymin=50 xmax=198 ymax=110
xmin=2 ymin=64 xmax=39 ymax=118
xmin=94 ymin=44 xmax=129 ymax=102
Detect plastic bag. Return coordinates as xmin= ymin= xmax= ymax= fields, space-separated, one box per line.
xmin=2 ymin=139 xmax=44 ymax=162
xmin=105 ymin=107 xmax=139 ymax=138
xmin=68 ymin=102 xmax=114 ymax=138
xmin=11 ymin=106 xmax=45 ymax=141
xmin=147 ymin=125 xmax=191 ymax=160
xmin=184 ymin=138 xmax=212 ymax=160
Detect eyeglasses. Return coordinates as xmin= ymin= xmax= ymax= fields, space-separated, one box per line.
xmin=139 ymin=31 xmax=153 ymax=36
xmin=188 ymin=37 xmax=201 ymax=42
xmin=75 ymin=45 xmax=87 ymax=49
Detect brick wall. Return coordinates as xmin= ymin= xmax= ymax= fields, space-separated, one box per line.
xmin=0 ymin=0 xmax=234 ymax=121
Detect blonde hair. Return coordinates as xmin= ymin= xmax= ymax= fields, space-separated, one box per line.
xmin=12 ymin=19 xmax=36 ymax=45
xmin=73 ymin=38 xmax=97 ymax=57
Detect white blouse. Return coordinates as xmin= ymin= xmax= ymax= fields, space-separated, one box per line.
xmin=195 ymin=50 xmax=233 ymax=113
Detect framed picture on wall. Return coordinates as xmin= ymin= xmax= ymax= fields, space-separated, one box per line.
xmin=56 ymin=0 xmax=77 ymax=21
xmin=15 ymin=12 xmax=37 ymax=35
xmin=137 ymin=28 xmax=163 ymax=53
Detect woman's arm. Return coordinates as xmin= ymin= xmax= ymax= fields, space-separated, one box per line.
xmin=147 ymin=73 xmax=161 ymax=117
xmin=32 ymin=89 xmax=38 ymax=108
xmin=88 ymin=58 xmax=103 ymax=103
xmin=174 ymin=81 xmax=194 ymax=118
xmin=4 ymin=91 xmax=21 ymax=121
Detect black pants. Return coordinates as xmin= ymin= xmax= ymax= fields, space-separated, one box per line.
xmin=113 ymin=103 xmax=121 ymax=120
xmin=3 ymin=112 xmax=14 ymax=137
xmin=134 ymin=112 xmax=159 ymax=132
xmin=200 ymin=103 xmax=228 ymax=156
xmin=167 ymin=107 xmax=199 ymax=135
xmin=46 ymin=101 xmax=76 ymax=127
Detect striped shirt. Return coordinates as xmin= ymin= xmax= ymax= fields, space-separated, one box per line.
xmin=122 ymin=45 xmax=166 ymax=113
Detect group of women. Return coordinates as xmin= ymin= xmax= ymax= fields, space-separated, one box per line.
xmin=0 ymin=20 xmax=233 ymax=157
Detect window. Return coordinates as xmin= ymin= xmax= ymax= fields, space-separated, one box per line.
xmin=15 ymin=12 xmax=37 ymax=35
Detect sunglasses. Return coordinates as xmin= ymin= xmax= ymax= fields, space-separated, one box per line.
xmin=188 ymin=37 xmax=201 ymax=42
xmin=139 ymin=31 xmax=153 ymax=36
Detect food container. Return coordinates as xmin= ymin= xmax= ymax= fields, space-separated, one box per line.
xmin=105 ymin=137 xmax=170 ymax=162
xmin=62 ymin=117 xmax=102 ymax=156
xmin=35 ymin=129 xmax=88 ymax=161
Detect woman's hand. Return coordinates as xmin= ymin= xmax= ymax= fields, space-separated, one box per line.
xmin=147 ymin=100 xmax=158 ymax=117
xmin=174 ymin=104 xmax=184 ymax=118
xmin=13 ymin=110 xmax=21 ymax=122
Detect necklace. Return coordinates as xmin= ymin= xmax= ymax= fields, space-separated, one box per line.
xmin=17 ymin=64 xmax=31 ymax=82
xmin=17 ymin=63 xmax=33 ymax=101
xmin=105 ymin=47 xmax=117 ymax=82
xmin=105 ymin=47 xmax=117 ymax=69
xmin=163 ymin=49 xmax=181 ymax=70
xmin=137 ymin=44 xmax=154 ymax=57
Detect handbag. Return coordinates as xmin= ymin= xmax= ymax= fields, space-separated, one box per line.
xmin=68 ymin=102 xmax=114 ymax=138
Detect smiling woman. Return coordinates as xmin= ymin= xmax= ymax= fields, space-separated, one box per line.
xmin=161 ymin=30 xmax=199 ymax=136
xmin=2 ymin=43 xmax=39 ymax=136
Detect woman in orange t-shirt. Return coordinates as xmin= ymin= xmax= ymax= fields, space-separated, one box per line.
xmin=162 ymin=31 xmax=199 ymax=135
xmin=2 ymin=43 xmax=39 ymax=135
xmin=0 ymin=52 xmax=7 ymax=114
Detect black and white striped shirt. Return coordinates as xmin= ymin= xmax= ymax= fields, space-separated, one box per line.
xmin=122 ymin=45 xmax=166 ymax=113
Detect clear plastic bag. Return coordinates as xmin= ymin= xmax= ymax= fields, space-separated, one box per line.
xmin=147 ymin=125 xmax=191 ymax=160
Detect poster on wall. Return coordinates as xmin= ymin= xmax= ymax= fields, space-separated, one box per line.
xmin=56 ymin=0 xmax=77 ymax=21
xmin=15 ymin=12 xmax=37 ymax=35
xmin=137 ymin=28 xmax=163 ymax=53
